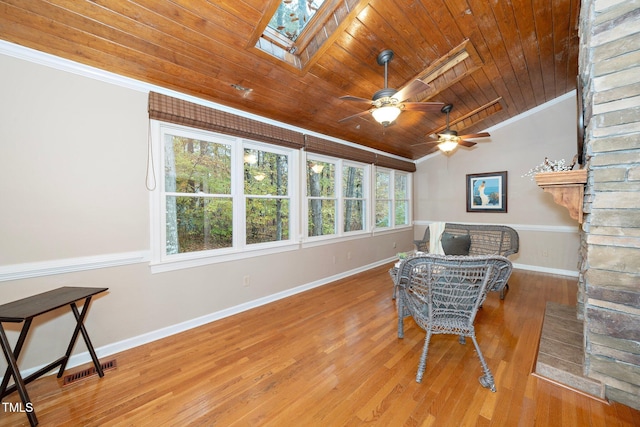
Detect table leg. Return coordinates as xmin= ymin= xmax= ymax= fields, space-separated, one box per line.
xmin=57 ymin=298 xmax=103 ymax=378
xmin=0 ymin=325 xmax=38 ymax=426
xmin=0 ymin=319 xmax=32 ymax=398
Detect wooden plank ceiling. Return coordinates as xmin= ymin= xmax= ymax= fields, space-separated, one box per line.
xmin=0 ymin=0 xmax=580 ymax=160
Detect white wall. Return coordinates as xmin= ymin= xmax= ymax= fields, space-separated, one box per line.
xmin=0 ymin=51 xmax=413 ymax=375
xmin=414 ymin=94 xmax=582 ymax=274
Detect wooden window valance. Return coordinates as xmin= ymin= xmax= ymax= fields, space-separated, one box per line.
xmin=304 ymin=135 xmax=376 ymax=164
xmin=149 ymin=92 xmax=415 ymax=172
xmin=375 ymin=154 xmax=416 ymax=172
xmin=305 ymin=135 xmax=415 ymax=172
xmin=148 ymin=92 xmax=305 ymax=149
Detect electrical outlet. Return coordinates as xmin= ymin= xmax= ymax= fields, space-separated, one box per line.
xmin=347 ymin=251 xmax=352 ymax=260
xmin=542 ymin=250 xmax=548 ymax=257
xmin=243 ymin=275 xmax=250 ymax=287
xmin=393 ymin=241 xmax=397 ymax=248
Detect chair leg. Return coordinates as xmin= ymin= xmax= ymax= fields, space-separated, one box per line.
xmin=500 ymin=283 xmax=509 ymax=300
xmin=397 ymin=299 xmax=405 ymax=339
xmin=416 ymin=330 xmax=432 ymax=383
xmin=470 ymin=335 xmax=496 ymax=392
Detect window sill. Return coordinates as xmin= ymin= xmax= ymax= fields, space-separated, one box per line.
xmin=149 ymin=242 xmax=300 ymax=274
xmin=372 ymin=225 xmax=413 ymax=236
xmin=150 ymin=227 xmax=413 ymax=274
xmin=301 ymin=231 xmax=372 ymax=248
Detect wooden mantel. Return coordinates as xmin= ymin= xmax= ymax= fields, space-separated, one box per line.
xmin=535 ymin=169 xmax=588 ymax=223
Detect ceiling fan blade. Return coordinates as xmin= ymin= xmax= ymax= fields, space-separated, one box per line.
xmin=393 ymin=79 xmax=429 ymax=102
xmin=411 ymin=140 xmax=440 ymax=147
xmin=339 ymin=95 xmax=373 ymax=104
xmin=402 ymin=102 xmax=445 ymax=112
xmin=338 ymin=109 xmax=372 ymax=123
xmin=458 ymin=139 xmax=477 ymax=148
xmin=458 ymin=132 xmax=490 ymax=139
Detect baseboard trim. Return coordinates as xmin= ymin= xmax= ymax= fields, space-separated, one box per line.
xmin=513 ymin=262 xmax=578 ymax=278
xmin=2 ymin=256 xmax=577 ymax=381
xmin=4 ymin=256 xmax=395 ymax=382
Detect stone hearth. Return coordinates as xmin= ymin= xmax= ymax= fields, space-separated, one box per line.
xmin=535 ymin=302 xmax=605 ymax=399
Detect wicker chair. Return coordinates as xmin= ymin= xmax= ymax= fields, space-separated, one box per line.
xmin=413 ymin=227 xmax=431 ymax=253
xmin=395 ymin=254 xmax=513 ymax=391
xmin=413 ymin=223 xmax=519 ymax=299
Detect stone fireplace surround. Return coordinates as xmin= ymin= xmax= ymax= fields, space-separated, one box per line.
xmin=577 ymin=0 xmax=640 ymax=410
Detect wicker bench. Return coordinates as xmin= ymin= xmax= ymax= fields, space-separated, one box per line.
xmin=412 ymin=223 xmax=519 ymax=299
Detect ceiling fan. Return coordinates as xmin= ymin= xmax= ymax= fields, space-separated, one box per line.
xmin=419 ymin=104 xmax=491 ymax=153
xmin=338 ymin=49 xmax=444 ymax=127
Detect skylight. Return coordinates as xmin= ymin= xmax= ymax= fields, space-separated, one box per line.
xmin=253 ymin=0 xmax=349 ymax=70
xmin=267 ymin=0 xmax=326 ymax=43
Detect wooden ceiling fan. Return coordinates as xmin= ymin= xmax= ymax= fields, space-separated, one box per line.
xmin=417 ymin=104 xmax=491 ymax=153
xmin=338 ymin=49 xmax=444 ymax=127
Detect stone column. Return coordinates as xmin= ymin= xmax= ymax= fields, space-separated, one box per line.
xmin=579 ymin=0 xmax=640 ymax=410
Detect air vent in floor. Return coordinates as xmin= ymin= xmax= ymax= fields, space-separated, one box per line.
xmin=62 ymin=359 xmax=117 ymax=386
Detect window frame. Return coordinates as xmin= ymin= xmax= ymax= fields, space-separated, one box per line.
xmin=393 ymin=171 xmax=411 ymax=227
xmin=341 ymin=160 xmax=369 ymax=235
xmin=304 ymin=154 xmax=371 ymax=242
xmin=374 ymin=167 xmax=413 ymax=232
xmin=150 ymin=121 xmax=299 ymax=272
xmin=149 ymin=121 xmax=411 ymax=273
xmin=305 ymin=155 xmax=338 ymax=239
xmin=260 ymin=0 xmax=339 ymax=53
xmin=242 ymin=141 xmax=297 ymax=248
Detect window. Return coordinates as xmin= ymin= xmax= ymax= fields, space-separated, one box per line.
xmin=375 ymin=168 xmax=411 ymax=229
xmin=154 ymin=123 xmax=296 ymax=265
xmin=151 ymin=120 xmax=410 ymax=271
xmin=307 ymin=158 xmax=336 ymax=237
xmin=306 ymin=156 xmax=369 ymax=238
xmin=253 ymin=0 xmax=349 ymax=69
xmin=267 ymin=0 xmax=326 ymax=43
xmin=394 ymin=173 xmax=410 ymax=226
xmin=164 ymin=133 xmax=233 ymax=255
xmin=375 ymin=170 xmax=391 ymax=228
xmin=244 ymin=147 xmax=290 ymax=244
xmin=343 ymin=163 xmax=366 ymax=232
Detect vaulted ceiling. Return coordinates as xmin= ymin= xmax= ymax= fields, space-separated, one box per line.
xmin=0 ymin=0 xmax=580 ymax=160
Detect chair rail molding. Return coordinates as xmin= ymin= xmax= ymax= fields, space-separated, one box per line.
xmin=0 ymin=251 xmax=150 ymax=282
xmin=413 ymin=221 xmax=579 ymax=234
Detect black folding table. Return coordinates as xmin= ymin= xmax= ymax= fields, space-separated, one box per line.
xmin=0 ymin=286 xmax=108 ymax=426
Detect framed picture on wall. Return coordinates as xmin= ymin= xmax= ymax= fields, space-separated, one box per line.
xmin=466 ymin=171 xmax=507 ymax=213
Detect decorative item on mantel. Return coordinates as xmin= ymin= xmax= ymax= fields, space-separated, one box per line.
xmin=524 ymin=156 xmax=587 ymax=223
xmin=521 ymin=156 xmax=576 ymax=179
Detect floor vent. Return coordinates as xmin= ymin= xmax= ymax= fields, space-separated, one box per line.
xmin=62 ymin=359 xmax=117 ymax=386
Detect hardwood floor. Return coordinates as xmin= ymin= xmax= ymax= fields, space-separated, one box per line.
xmin=2 ymin=266 xmax=639 ymax=426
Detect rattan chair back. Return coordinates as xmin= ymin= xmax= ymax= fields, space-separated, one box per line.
xmin=395 ymin=254 xmax=513 ymax=390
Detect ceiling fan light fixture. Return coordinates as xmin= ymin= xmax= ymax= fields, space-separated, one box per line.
xmin=436 ymin=104 xmax=459 ymax=153
xmin=437 ymin=140 xmax=458 ymax=153
xmin=371 ymin=105 xmax=401 ymax=126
